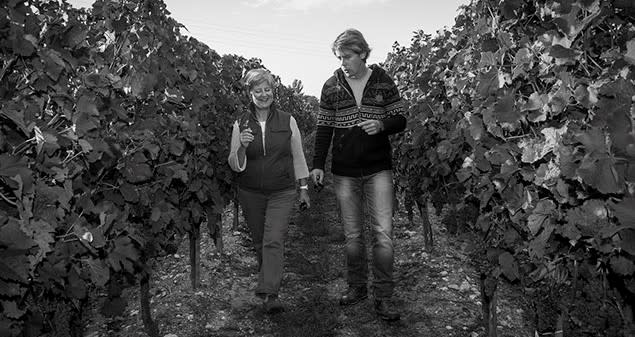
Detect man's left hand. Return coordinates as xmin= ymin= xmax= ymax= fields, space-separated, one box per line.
xmin=358 ymin=120 xmax=384 ymax=135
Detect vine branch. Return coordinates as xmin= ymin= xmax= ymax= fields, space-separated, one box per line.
xmin=0 ymin=56 xmax=17 ymax=84
xmin=0 ymin=190 xmax=17 ymax=207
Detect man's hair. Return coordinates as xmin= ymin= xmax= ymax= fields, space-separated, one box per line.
xmin=242 ymin=68 xmax=275 ymax=91
xmin=331 ymin=28 xmax=371 ymax=61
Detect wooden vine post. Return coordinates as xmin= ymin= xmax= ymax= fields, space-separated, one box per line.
xmin=480 ymin=272 xmax=498 ymax=337
xmin=189 ymin=212 xmax=224 ymax=289
xmin=139 ymin=271 xmax=159 ymax=337
xmin=189 ymin=222 xmax=201 ymax=289
xmin=232 ymin=198 xmax=240 ymax=231
xmin=208 ymin=213 xmax=223 ymax=253
xmin=416 ymin=195 xmax=433 ymax=252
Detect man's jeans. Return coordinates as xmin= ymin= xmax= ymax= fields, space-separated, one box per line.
xmin=333 ymin=170 xmax=395 ymax=299
xmin=238 ymin=187 xmax=296 ymax=296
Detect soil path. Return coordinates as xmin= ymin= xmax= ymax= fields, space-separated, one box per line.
xmin=84 ymin=182 xmax=531 ymax=337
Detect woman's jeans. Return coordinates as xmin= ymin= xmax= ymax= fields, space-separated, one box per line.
xmin=333 ymin=170 xmax=395 ymax=299
xmin=237 ymin=187 xmax=296 ymax=296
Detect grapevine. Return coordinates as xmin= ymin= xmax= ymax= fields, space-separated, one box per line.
xmin=386 ymin=0 xmax=635 ymax=335
xmin=0 ymin=0 xmax=316 ymax=336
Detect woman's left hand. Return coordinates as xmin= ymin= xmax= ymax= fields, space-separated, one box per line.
xmin=299 ymin=190 xmax=310 ymax=210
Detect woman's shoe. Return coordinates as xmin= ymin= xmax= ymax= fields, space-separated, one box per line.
xmin=263 ymin=294 xmax=284 ymax=314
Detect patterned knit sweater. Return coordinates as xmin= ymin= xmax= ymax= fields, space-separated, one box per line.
xmin=312 ymin=64 xmax=406 ymax=177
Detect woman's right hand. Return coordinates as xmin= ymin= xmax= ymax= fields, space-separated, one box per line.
xmin=240 ymin=128 xmax=254 ymax=148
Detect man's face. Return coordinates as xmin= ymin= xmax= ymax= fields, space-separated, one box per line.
xmin=334 ymin=49 xmax=366 ymax=78
xmin=250 ymin=81 xmax=273 ymax=110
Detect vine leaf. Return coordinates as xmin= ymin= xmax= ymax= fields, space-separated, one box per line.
xmin=618 ymin=229 xmax=635 ymax=256
xmin=86 ymin=258 xmax=110 ymax=287
xmin=549 ymin=45 xmax=581 ymax=65
xmin=479 ymin=51 xmax=498 ymax=68
xmin=0 ymin=155 xmax=32 ymax=190
xmin=0 ymin=278 xmax=21 ymax=297
xmin=512 ymin=48 xmax=532 ymax=79
xmin=67 ymin=267 xmax=87 ymax=299
xmin=499 ymin=252 xmax=519 ymax=281
xmin=527 ymin=199 xmax=556 ymax=236
xmin=574 ymin=84 xmax=599 ymax=108
xmin=0 ymin=106 xmax=28 ymax=135
xmin=477 ymin=68 xmax=499 ymax=98
xmin=123 ymin=163 xmax=152 ymax=184
xmin=610 ymin=256 xmax=635 ymax=276
xmin=558 ymin=218 xmax=582 ymax=242
xmin=521 ymin=92 xmax=548 ymax=112
xmin=120 ymin=183 xmax=139 ymax=203
xmin=21 ymin=220 xmax=55 ymax=265
xmin=575 ymin=128 xmax=606 ymax=154
xmin=42 ymin=49 xmax=66 ymax=81
xmin=101 ymin=296 xmax=127 ymax=317
xmin=469 ymin=114 xmax=484 ymax=141
xmin=501 ymin=0 xmax=523 ymax=20
xmin=611 ymin=197 xmax=635 ymax=227
xmin=519 ymin=126 xmax=566 ymax=164
xmin=495 ymin=93 xmax=520 ymax=128
xmin=577 ymin=155 xmax=623 ymax=194
xmin=75 ymin=113 xmax=99 ymax=136
xmin=0 ymin=219 xmax=36 ymax=251
xmin=566 ymin=200 xmax=609 ymax=237
xmin=597 ymin=79 xmax=635 ymax=151
xmin=0 ymin=301 xmax=25 ymax=319
xmin=107 ymin=237 xmax=139 ymax=273
xmin=169 ymin=139 xmax=186 ymax=156
xmin=534 ymin=161 xmax=560 ymax=188
xmin=623 ymin=38 xmax=635 ymax=65
xmin=529 ymin=225 xmax=554 ymax=258
xmin=12 ymin=33 xmax=36 ymax=56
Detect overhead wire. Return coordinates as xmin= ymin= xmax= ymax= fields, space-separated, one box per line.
xmin=183 ymin=35 xmax=326 ymax=57
xmin=176 ymin=20 xmax=328 ymax=57
xmin=176 ymin=19 xmax=322 ymax=45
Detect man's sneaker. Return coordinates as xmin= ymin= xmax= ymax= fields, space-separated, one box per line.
xmin=263 ymin=294 xmax=284 ymax=314
xmin=339 ymin=287 xmax=368 ymax=305
xmin=374 ymin=299 xmax=400 ymax=321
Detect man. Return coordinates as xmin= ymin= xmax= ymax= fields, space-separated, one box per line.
xmin=310 ymin=28 xmax=406 ymax=321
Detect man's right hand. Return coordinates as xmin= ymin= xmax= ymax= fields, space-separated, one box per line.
xmin=310 ymin=169 xmax=324 ymax=185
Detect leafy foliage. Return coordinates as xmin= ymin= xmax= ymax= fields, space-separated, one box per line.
xmin=0 ymin=0 xmax=317 ymax=335
xmin=386 ymin=0 xmax=634 ymax=332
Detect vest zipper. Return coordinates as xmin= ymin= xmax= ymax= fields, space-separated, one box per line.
xmin=260 ymin=123 xmax=266 ymax=190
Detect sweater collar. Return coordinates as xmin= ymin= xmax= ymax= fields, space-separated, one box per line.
xmin=334 ymin=63 xmax=382 ymax=84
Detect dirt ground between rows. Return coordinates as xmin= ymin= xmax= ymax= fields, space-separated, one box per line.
xmin=83 ymin=182 xmax=533 ymax=337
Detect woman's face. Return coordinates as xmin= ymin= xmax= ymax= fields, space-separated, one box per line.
xmin=250 ymin=81 xmax=273 ymax=110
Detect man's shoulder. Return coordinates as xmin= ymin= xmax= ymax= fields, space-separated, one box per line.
xmin=321 ymin=71 xmax=339 ymax=87
xmin=369 ymin=64 xmax=386 ymax=73
xmin=369 ymin=64 xmax=392 ymax=82
xmin=320 ymin=72 xmax=341 ymax=98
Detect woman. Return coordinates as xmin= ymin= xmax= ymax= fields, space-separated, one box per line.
xmin=227 ymin=68 xmax=311 ymax=313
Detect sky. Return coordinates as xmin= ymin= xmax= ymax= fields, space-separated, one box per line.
xmin=68 ymin=0 xmax=470 ymax=97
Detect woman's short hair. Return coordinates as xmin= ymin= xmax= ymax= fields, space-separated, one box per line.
xmin=242 ymin=68 xmax=275 ymax=91
xmin=331 ymin=28 xmax=371 ymax=61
